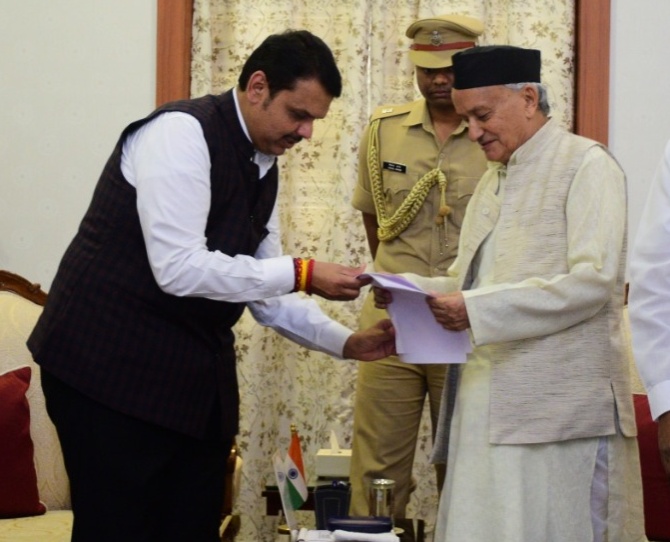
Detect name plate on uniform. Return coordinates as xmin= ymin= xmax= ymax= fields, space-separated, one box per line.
xmin=382 ymin=161 xmax=406 ymax=173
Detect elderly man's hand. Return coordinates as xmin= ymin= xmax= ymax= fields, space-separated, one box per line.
xmin=343 ymin=319 xmax=396 ymax=360
xmin=426 ymin=291 xmax=470 ymax=331
xmin=309 ymin=262 xmax=367 ymax=301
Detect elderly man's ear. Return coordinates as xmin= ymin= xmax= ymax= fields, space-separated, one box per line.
xmin=522 ymin=84 xmax=540 ymax=116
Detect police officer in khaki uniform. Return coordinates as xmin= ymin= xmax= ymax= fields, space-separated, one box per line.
xmin=349 ymin=14 xmax=488 ymax=517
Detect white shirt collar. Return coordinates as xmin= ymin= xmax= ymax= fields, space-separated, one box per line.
xmin=232 ymin=88 xmax=276 ymax=177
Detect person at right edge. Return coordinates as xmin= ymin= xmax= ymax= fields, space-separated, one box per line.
xmin=628 ymin=140 xmax=670 ymax=476
xmin=349 ymin=14 xmax=487 ymax=517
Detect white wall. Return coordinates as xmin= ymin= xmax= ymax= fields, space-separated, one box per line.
xmin=0 ymin=1 xmax=156 ymax=289
xmin=610 ymin=0 xmax=670 ymax=266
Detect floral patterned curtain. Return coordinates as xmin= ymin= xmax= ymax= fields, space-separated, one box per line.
xmin=191 ymin=1 xmax=574 ymax=539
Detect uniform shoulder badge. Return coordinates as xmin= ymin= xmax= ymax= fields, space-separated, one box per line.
xmin=369 ymin=102 xmax=414 ymax=122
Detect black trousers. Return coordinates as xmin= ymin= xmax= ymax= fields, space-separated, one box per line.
xmin=41 ymin=370 xmax=231 ymax=542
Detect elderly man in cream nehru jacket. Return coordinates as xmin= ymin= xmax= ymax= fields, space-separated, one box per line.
xmin=349 ymin=14 xmax=487 ymax=518
xmin=374 ymin=45 xmax=648 ymax=541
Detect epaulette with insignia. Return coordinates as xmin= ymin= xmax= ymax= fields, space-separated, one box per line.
xmin=369 ymin=101 xmax=417 ymax=122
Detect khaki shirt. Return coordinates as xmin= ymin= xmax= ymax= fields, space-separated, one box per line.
xmin=353 ymin=99 xmax=488 ymax=278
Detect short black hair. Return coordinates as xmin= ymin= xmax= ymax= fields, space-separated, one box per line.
xmin=238 ymin=30 xmax=342 ymax=98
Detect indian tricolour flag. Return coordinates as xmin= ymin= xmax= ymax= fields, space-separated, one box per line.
xmin=273 ymin=450 xmax=297 ymax=531
xmin=285 ymin=424 xmax=308 ymax=509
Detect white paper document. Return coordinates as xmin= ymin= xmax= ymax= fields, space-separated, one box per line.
xmin=361 ymin=272 xmax=472 ymax=364
xmin=295 ymin=529 xmax=399 ymax=542
xmin=296 ymin=529 xmax=332 ymax=541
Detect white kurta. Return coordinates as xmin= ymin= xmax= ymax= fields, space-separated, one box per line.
xmin=629 ymin=139 xmax=670 ymax=420
xmin=433 ymin=170 xmax=646 ymax=542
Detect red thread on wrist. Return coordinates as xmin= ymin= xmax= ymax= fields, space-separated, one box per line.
xmin=292 ymin=258 xmax=303 ymax=293
xmin=305 ymin=259 xmax=315 ymax=295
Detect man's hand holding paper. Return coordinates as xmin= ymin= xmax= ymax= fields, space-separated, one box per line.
xmin=426 ymin=291 xmax=470 ymax=331
xmin=361 ymin=272 xmax=472 ymax=364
